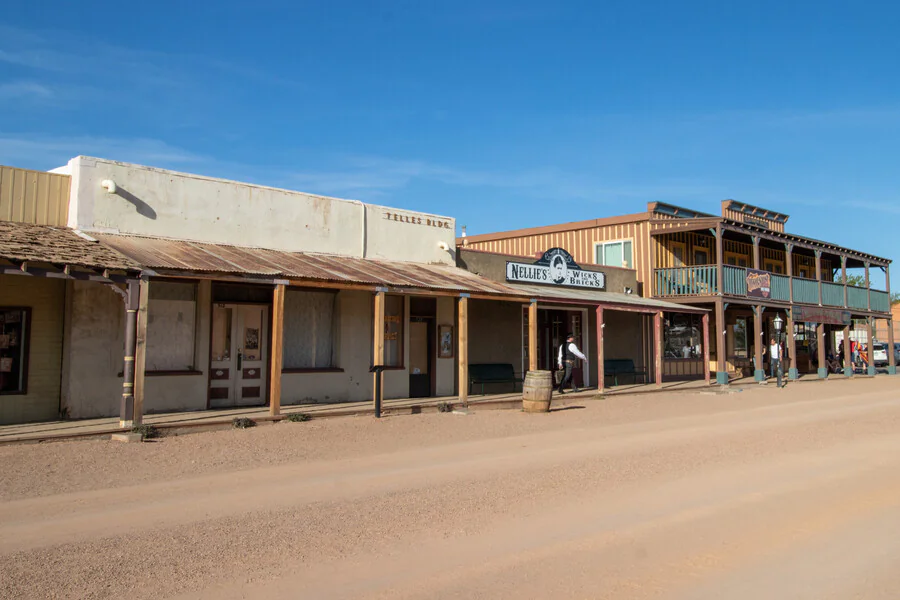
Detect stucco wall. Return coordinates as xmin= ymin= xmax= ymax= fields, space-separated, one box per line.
xmin=435 ymin=296 xmax=456 ymax=396
xmin=65 ymin=156 xmax=456 ymax=266
xmin=0 ymin=275 xmax=65 ymax=425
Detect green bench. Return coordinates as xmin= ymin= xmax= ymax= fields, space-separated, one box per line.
xmin=468 ymin=363 xmax=523 ymax=395
xmin=604 ymin=358 xmax=648 ymax=386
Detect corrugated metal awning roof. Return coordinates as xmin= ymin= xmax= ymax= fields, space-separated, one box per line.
xmin=94 ymin=233 xmax=516 ymax=295
xmin=0 ymin=222 xmax=140 ymax=271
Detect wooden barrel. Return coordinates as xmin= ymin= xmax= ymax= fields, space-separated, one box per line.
xmin=522 ymin=370 xmax=553 ymax=413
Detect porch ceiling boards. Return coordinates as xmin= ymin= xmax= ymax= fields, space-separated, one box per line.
xmin=93 ymin=232 xmax=519 ymax=296
xmin=0 ymin=221 xmax=141 ymax=272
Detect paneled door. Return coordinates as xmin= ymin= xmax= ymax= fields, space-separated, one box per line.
xmin=210 ymin=304 xmax=269 ymax=408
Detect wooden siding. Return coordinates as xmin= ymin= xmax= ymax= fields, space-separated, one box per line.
xmin=0 ymin=275 xmax=65 ymax=425
xmin=464 ymin=219 xmax=654 ymax=295
xmin=0 ymin=166 xmax=70 ymax=226
xmin=722 ymin=207 xmax=786 ymax=232
xmin=654 ymin=232 xmax=717 ymax=269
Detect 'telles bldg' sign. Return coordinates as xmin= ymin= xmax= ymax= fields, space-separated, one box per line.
xmin=506 ymin=248 xmax=606 ymax=290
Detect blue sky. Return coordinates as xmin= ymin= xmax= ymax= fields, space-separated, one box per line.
xmin=1 ymin=0 xmax=898 ymax=281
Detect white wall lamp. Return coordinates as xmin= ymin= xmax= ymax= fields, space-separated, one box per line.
xmin=100 ymin=179 xmax=118 ymax=194
xmin=437 ymin=241 xmax=450 ymax=251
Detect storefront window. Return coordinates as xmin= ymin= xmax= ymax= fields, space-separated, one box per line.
xmin=147 ymin=281 xmax=197 ymax=371
xmin=0 ymin=308 xmax=29 ymax=394
xmin=664 ymin=313 xmax=702 ymax=359
xmin=384 ymin=295 xmax=404 ymax=367
xmin=284 ymin=290 xmax=338 ymax=369
xmin=733 ymin=318 xmax=748 ymax=358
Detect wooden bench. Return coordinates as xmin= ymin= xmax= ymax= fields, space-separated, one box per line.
xmin=468 ymin=363 xmax=523 ymax=395
xmin=604 ymin=358 xmax=648 ymax=386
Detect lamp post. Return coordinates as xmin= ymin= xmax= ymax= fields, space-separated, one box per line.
xmin=773 ymin=313 xmax=784 ymax=387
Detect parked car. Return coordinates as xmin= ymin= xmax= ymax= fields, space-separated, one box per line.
xmin=894 ymin=343 xmax=900 ymax=364
xmin=872 ymin=342 xmax=888 ymax=367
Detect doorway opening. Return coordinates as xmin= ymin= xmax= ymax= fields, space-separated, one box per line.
xmin=409 ymin=297 xmax=436 ymax=398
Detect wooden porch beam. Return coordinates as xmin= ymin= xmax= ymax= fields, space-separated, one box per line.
xmin=596 ymin=306 xmax=605 ymax=394
xmin=702 ymin=312 xmax=711 ymax=385
xmin=528 ymin=300 xmax=538 ymax=372
xmin=458 ymin=295 xmax=469 ymax=408
xmin=133 ymin=278 xmax=149 ymax=425
xmin=373 ymin=290 xmax=386 ymax=417
xmin=654 ymin=311 xmax=663 ymax=387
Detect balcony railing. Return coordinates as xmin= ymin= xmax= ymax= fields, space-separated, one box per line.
xmin=821 ymin=282 xmax=844 ymax=307
xmin=655 ymin=266 xmax=717 ymax=296
xmin=652 ymin=267 xmax=890 ymax=313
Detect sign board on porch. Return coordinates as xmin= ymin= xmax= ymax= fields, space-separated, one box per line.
xmin=506 ymin=248 xmax=606 ymax=290
xmin=746 ymin=269 xmax=771 ymax=299
xmin=792 ymin=306 xmax=851 ymax=326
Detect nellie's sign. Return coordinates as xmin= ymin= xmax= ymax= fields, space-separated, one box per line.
xmin=506 ymin=248 xmax=606 ymax=290
xmin=746 ymin=269 xmax=772 ymax=299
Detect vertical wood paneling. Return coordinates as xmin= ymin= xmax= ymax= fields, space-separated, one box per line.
xmin=0 ymin=166 xmax=70 ymax=226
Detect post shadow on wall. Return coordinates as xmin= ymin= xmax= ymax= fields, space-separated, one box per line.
xmin=114 ymin=186 xmax=157 ymax=220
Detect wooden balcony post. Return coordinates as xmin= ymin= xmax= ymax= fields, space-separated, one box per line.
xmin=458 ymin=295 xmax=469 ymax=407
xmin=754 ymin=305 xmax=764 ymax=382
xmin=269 ymin=283 xmax=286 ymax=417
xmin=865 ymin=262 xmax=871 ymax=311
xmin=841 ymin=255 xmax=848 ymax=308
xmin=752 ymin=236 xmax=760 ymax=270
xmin=815 ymin=250 xmax=823 ymax=306
xmin=715 ymin=298 xmax=728 ymax=385
xmin=715 ymin=224 xmax=724 ymax=296
xmin=528 ymin=300 xmax=538 ymax=372
xmin=785 ymin=243 xmax=794 ymax=304
xmin=654 ymin=311 xmax=663 ymax=387
xmin=702 ymin=312 xmax=711 ymax=385
xmin=650 ymin=235 xmax=658 ymax=296
xmin=596 ymin=306 xmax=605 ymax=394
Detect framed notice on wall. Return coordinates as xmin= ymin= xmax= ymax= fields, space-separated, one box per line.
xmin=438 ymin=324 xmax=454 ymax=359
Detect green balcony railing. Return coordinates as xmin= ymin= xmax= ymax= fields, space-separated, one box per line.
xmin=654 ymin=266 xmax=718 ymax=296
xmin=723 ymin=265 xmax=747 ymax=295
xmin=792 ymin=278 xmax=819 ymax=305
xmin=821 ymin=282 xmax=844 ymax=307
xmin=871 ymin=290 xmax=890 ymax=313
xmin=848 ymin=286 xmax=868 ymax=311
xmin=770 ymin=273 xmax=791 ymax=302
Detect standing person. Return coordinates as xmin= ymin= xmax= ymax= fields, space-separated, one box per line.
xmin=557 ymin=332 xmax=587 ymax=394
xmin=768 ymin=337 xmax=783 ymax=388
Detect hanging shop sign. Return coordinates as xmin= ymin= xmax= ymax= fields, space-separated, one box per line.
xmin=792 ymin=306 xmax=851 ymax=326
xmin=506 ymin=248 xmax=606 ymax=290
xmin=746 ymin=269 xmax=772 ymax=299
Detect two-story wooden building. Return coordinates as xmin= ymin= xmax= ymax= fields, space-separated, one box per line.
xmin=461 ymin=200 xmax=895 ymax=385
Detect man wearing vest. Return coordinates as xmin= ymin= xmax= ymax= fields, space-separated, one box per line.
xmin=557 ymin=332 xmax=587 ymax=394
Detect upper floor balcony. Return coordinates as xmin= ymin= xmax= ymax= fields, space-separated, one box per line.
xmin=654 ymin=265 xmax=891 ymax=313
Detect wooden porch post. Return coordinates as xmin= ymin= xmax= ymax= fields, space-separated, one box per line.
xmin=715 ymin=298 xmax=728 ymax=385
xmin=120 ymin=280 xmax=139 ymax=428
xmin=133 ymin=278 xmax=149 ymax=426
xmin=596 ymin=306 xmax=605 ymax=394
xmin=887 ymin=265 xmax=896 ymax=375
xmin=528 ymin=300 xmax=538 ymax=372
xmin=715 ymin=223 xmax=724 ymax=296
xmin=269 ymin=283 xmax=286 ymax=416
xmin=815 ymin=250 xmax=823 ymax=306
xmin=654 ymin=311 xmax=663 ymax=387
xmin=373 ymin=290 xmax=385 ymax=416
xmin=753 ymin=305 xmax=764 ymax=381
xmin=702 ymin=312 xmax=710 ymax=385
xmin=865 ymin=262 xmax=871 ymax=311
xmin=785 ymin=243 xmax=794 ymax=303
xmin=458 ymin=295 xmax=469 ymax=407
xmin=787 ymin=309 xmax=798 ymax=380
xmin=752 ymin=236 xmax=760 ymax=270
xmin=843 ymin=324 xmax=853 ymax=377
xmin=841 ymin=256 xmax=848 ymax=308
xmin=866 ymin=317 xmax=875 ymax=376
xmin=816 ymin=323 xmax=827 ymax=379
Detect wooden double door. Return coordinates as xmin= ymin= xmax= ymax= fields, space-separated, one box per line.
xmin=209 ymin=303 xmax=269 ymax=408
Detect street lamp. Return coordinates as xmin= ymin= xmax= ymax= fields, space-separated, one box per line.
xmin=773 ymin=314 xmax=784 ymax=343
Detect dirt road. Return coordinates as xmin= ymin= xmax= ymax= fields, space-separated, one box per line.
xmin=3 ymin=378 xmax=900 ymax=599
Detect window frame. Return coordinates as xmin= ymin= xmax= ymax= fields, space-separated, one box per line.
xmin=593 ymin=238 xmax=634 ymax=269
xmin=0 ymin=307 xmax=32 ymax=396
xmin=371 ymin=294 xmax=406 ymax=370
xmin=146 ymin=280 xmax=199 ymax=374
xmin=281 ymin=288 xmax=341 ymax=373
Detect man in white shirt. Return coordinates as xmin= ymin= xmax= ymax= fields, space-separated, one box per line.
xmin=557 ymin=332 xmax=587 ymax=394
xmin=767 ymin=338 xmax=783 ymax=388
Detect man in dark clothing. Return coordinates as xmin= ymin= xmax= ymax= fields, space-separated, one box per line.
xmin=557 ymin=332 xmax=587 ymax=394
